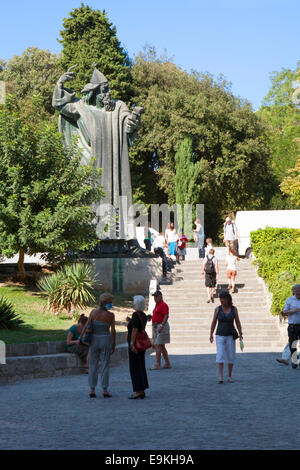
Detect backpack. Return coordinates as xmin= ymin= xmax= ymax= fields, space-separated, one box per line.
xmin=205 ymin=256 xmax=215 ymax=274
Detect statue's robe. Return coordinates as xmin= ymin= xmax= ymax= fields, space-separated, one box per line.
xmin=52 ymin=85 xmax=135 ymax=239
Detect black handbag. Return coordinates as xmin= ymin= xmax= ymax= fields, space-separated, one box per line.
xmin=232 ymin=327 xmax=239 ymax=340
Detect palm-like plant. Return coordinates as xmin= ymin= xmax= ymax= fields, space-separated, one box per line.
xmin=38 ymin=263 xmax=98 ymax=314
xmin=0 ymin=296 xmax=23 ymax=329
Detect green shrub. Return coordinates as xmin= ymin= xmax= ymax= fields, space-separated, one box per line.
xmin=252 ymin=229 xmax=300 ymax=315
xmin=250 ymin=227 xmax=299 ymax=257
xmin=0 ymin=296 xmax=23 ymax=329
xmin=38 ymin=263 xmax=98 ymax=314
xmin=256 ymin=241 xmax=300 ymax=286
xmin=269 ymin=279 xmax=296 ymax=316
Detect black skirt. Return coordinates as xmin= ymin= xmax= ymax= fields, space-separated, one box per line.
xmin=205 ymin=272 xmax=217 ymax=287
xmin=128 ymin=348 xmax=149 ymax=392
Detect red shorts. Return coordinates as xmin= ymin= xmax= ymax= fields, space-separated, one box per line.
xmin=226 ymin=269 xmax=237 ymax=278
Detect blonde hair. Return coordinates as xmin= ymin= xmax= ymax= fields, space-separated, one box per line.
xmin=99 ymin=292 xmax=113 ymax=307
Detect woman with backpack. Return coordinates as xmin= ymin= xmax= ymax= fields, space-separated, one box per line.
xmin=201 ymin=248 xmax=219 ymax=303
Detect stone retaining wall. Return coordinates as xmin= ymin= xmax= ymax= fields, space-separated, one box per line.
xmin=5 ymin=331 xmax=128 ymax=357
xmin=0 ymin=331 xmax=129 ymax=385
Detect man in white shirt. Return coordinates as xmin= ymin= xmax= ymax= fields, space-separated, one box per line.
xmin=223 ymin=217 xmax=237 ymax=253
xmin=282 ymin=285 xmax=300 ymax=368
xmin=277 ymin=285 xmax=300 ymax=366
xmin=152 ymin=232 xmax=168 ymax=278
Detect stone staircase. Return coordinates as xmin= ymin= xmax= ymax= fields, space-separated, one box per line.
xmin=159 ymin=255 xmax=287 ymax=354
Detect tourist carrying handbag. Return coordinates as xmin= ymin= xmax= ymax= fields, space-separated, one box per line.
xmin=127 ymin=296 xmax=150 ymax=399
xmin=134 ymin=312 xmax=152 ymax=352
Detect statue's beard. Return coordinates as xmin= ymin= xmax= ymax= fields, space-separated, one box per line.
xmin=96 ymin=93 xmax=115 ymax=111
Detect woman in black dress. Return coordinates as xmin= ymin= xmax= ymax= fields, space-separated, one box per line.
xmin=127 ymin=295 xmax=149 ymax=399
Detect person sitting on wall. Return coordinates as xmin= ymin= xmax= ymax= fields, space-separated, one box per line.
xmin=66 ymin=314 xmax=90 ymax=373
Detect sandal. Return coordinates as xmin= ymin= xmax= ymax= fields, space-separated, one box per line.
xmin=89 ymin=392 xmax=97 ymax=398
xmin=128 ymin=392 xmax=145 ymax=399
xmin=218 ymin=380 xmax=224 ymax=384
xmin=103 ymin=392 xmax=112 ymax=398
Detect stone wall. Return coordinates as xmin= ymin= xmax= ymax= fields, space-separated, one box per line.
xmin=0 ymin=332 xmax=129 ymax=385
xmin=92 ymin=257 xmax=162 ymax=293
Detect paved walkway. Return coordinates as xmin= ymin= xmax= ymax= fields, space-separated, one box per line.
xmin=0 ymin=350 xmax=299 ymax=450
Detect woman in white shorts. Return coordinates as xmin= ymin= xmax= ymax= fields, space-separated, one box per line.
xmin=225 ymin=248 xmax=240 ymax=293
xmin=210 ymin=290 xmax=243 ymax=383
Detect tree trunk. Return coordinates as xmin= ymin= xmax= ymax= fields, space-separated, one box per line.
xmin=17 ymin=248 xmax=26 ymax=282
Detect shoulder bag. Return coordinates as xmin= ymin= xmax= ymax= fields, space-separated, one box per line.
xmin=231 ymin=307 xmax=239 ymax=340
xmin=81 ymin=320 xmax=93 ymax=346
xmin=134 ymin=312 xmax=152 ymax=352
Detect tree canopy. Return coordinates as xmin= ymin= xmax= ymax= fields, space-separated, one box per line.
xmin=280 ymin=156 xmax=300 ymax=206
xmin=58 ymin=3 xmax=133 ymax=103
xmin=0 ymin=98 xmax=104 ymax=280
xmin=0 ymin=47 xmax=61 ymax=116
xmin=257 ymin=63 xmax=300 ymax=209
xmin=130 ymin=48 xmax=275 ymax=239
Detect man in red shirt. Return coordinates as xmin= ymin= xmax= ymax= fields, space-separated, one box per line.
xmin=178 ymin=228 xmax=188 ymax=261
xmin=150 ymin=291 xmax=171 ymax=370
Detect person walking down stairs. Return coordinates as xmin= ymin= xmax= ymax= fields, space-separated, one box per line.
xmin=202 ymin=249 xmax=219 ymax=303
xmin=225 ymin=248 xmax=240 ymax=294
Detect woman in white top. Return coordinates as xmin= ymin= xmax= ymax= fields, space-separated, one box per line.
xmin=193 ymin=219 xmax=205 ymax=258
xmin=225 ymin=248 xmax=240 ymax=293
xmin=165 ymin=222 xmax=178 ymax=260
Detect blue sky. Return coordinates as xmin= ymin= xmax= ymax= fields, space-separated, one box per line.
xmin=0 ymin=0 xmax=299 ymax=110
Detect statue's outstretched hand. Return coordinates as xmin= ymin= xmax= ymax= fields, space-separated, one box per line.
xmin=58 ymin=65 xmax=78 ymax=86
xmin=125 ymin=107 xmax=143 ymax=133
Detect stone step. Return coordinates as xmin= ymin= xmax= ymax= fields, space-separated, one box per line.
xmin=164 ymin=299 xmax=269 ymax=303
xmin=154 ymin=258 xmax=286 ymax=352
xmin=165 ymin=304 xmax=270 ymax=310
xmin=166 ymin=341 xmax=284 ymax=348
xmin=169 ymin=312 xmax=276 ymax=325
xmin=168 ymin=323 xmax=279 ymax=329
xmin=165 ymin=346 xmax=284 ymax=353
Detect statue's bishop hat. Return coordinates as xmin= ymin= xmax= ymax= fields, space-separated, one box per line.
xmin=91 ymin=68 xmax=108 ymax=85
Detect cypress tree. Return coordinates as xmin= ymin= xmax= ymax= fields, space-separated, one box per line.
xmin=58 ymin=3 xmax=133 ymax=103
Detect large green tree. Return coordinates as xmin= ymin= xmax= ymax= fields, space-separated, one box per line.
xmin=258 ymin=63 xmax=300 ymax=208
xmin=0 ymin=98 xmax=104 ymax=280
xmin=174 ymin=135 xmax=206 ymax=208
xmin=130 ymin=48 xmax=274 ymax=239
xmin=280 ymin=156 xmax=300 ymax=206
xmin=58 ymin=3 xmax=133 ymax=103
xmin=0 ymin=47 xmax=61 ymax=116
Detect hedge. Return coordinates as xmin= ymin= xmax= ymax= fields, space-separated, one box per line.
xmin=251 ymin=229 xmax=300 ymax=315
xmin=250 ymin=227 xmax=300 ymax=257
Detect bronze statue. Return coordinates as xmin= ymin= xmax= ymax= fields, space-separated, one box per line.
xmin=52 ymin=66 xmax=143 ymax=239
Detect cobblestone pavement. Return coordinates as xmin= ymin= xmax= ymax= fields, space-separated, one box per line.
xmin=0 ymin=351 xmax=299 ymax=450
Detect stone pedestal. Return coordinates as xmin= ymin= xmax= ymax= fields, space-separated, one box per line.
xmin=91 ymin=257 xmax=161 ymax=294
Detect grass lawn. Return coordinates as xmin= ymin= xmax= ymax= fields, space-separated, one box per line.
xmin=0 ymin=284 xmax=137 ymax=344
